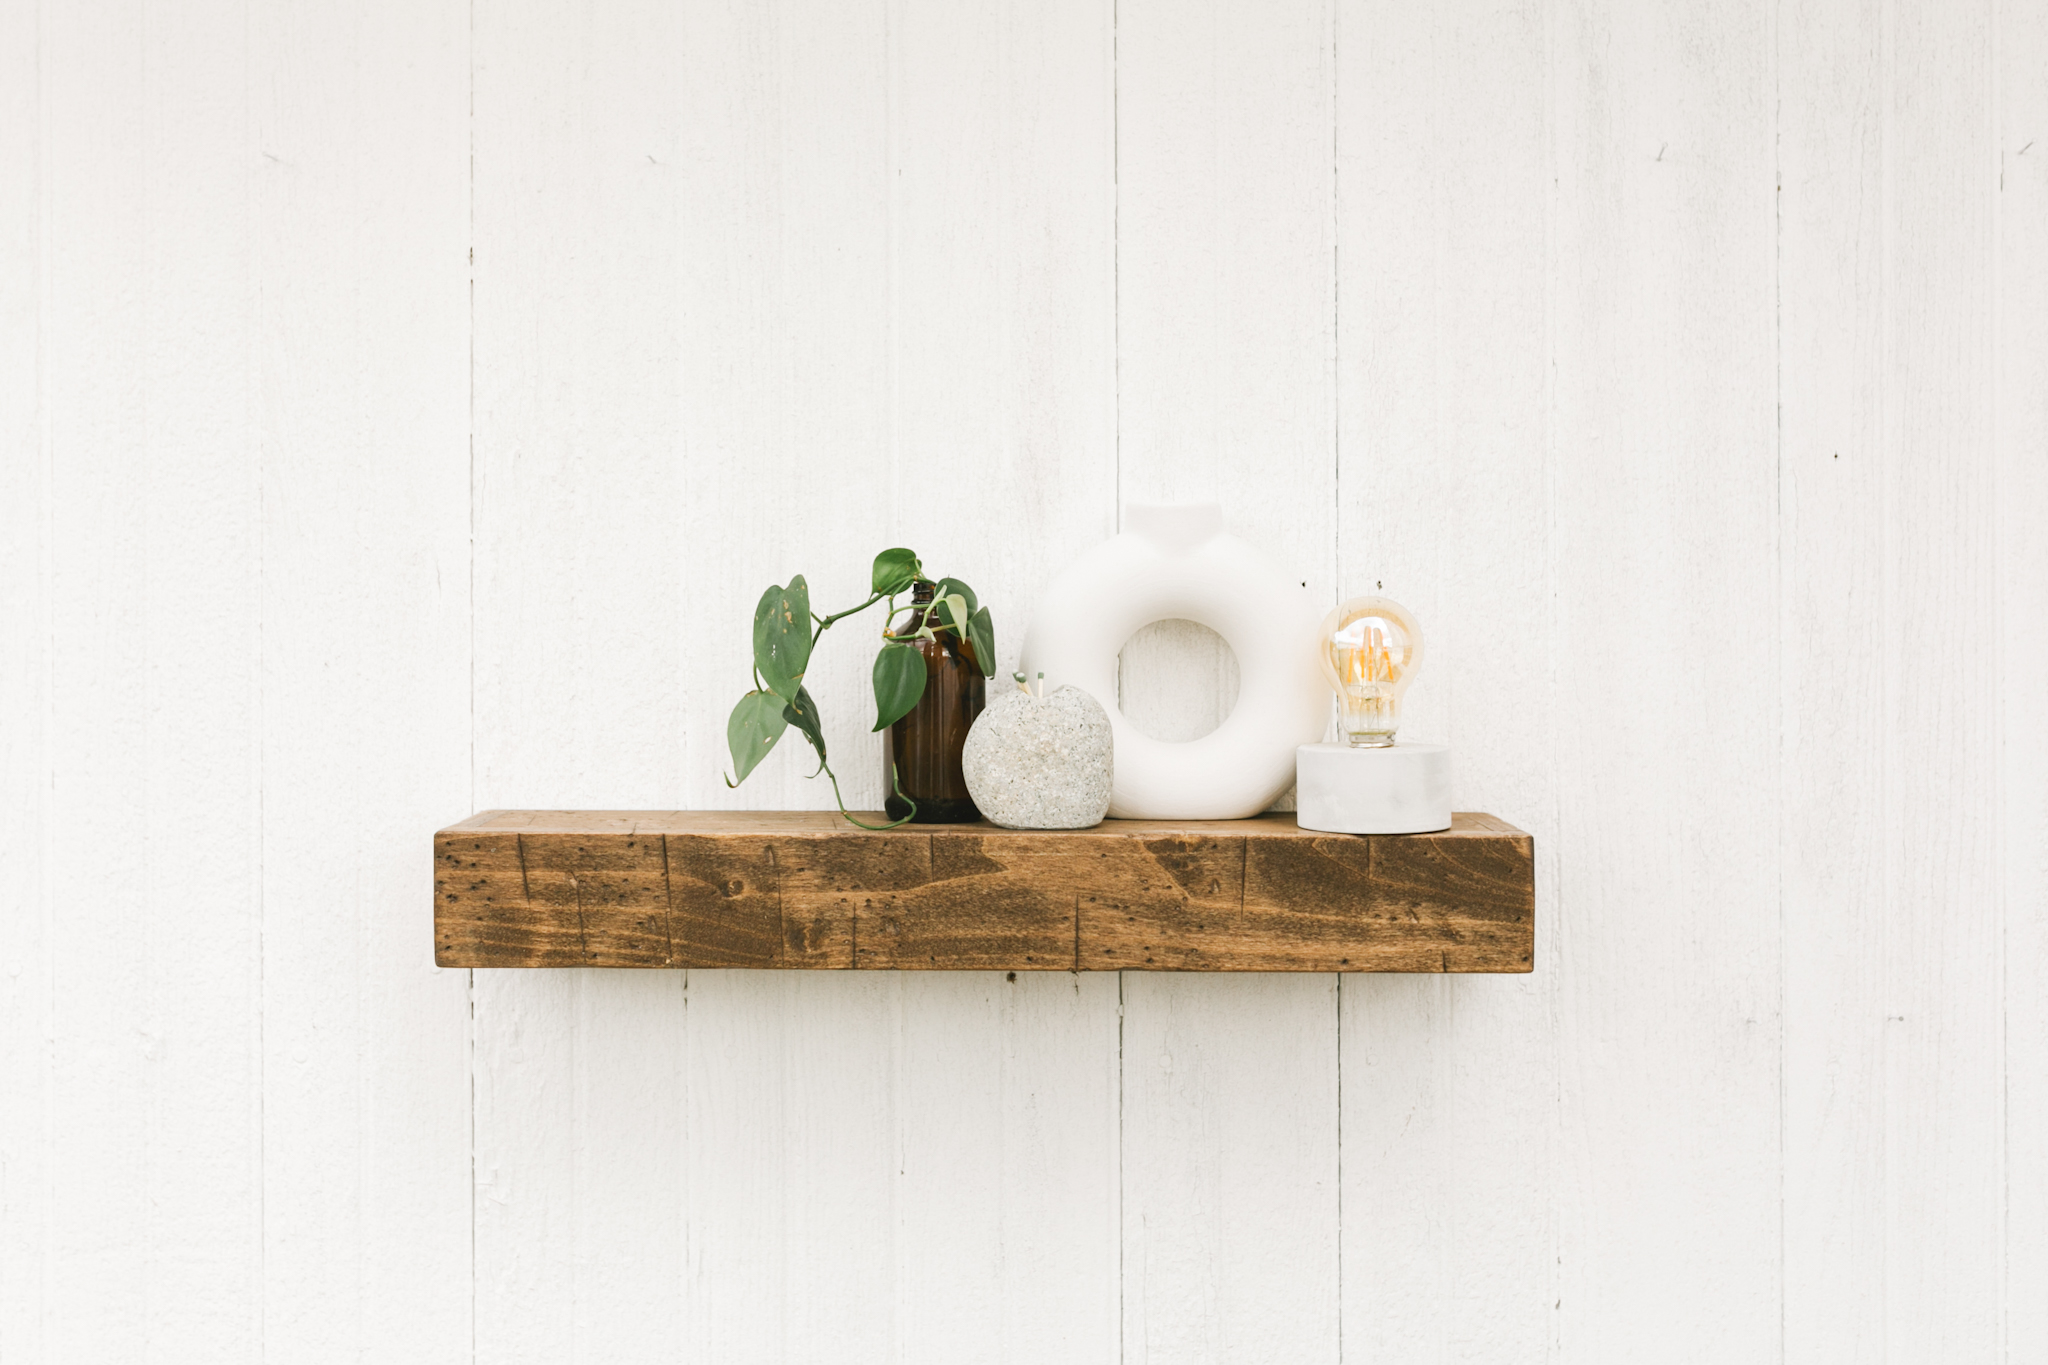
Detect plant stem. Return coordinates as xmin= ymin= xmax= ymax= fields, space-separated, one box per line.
xmin=772 ymin=576 xmax=938 ymax=829
xmin=880 ymin=589 xmax=962 ymax=643
xmin=811 ymin=591 xmax=887 ymax=646
xmin=807 ymin=586 xmax=958 ymax=650
xmin=817 ymin=758 xmax=917 ymax=831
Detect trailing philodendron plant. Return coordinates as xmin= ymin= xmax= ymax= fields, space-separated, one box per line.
xmin=725 ymin=547 xmax=997 ymax=828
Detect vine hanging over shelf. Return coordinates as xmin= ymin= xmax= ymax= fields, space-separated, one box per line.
xmin=724 ymin=547 xmax=997 ymax=829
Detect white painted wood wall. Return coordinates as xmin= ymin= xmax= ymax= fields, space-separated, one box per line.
xmin=4 ymin=0 xmax=2044 ymax=1359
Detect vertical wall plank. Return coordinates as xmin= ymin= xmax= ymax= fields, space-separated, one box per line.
xmin=2000 ymin=0 xmax=2048 ymax=1351
xmin=21 ymin=0 xmax=272 ymax=1354
xmin=1114 ymin=0 xmax=1338 ymax=759
xmin=470 ymin=0 xmax=690 ymax=1357
xmin=28 ymin=5 xmax=266 ymax=1358
xmin=1880 ymin=0 xmax=2002 ymax=1356
xmin=0 ymin=0 xmax=44 ymax=1342
xmin=892 ymin=975 xmax=1122 ymax=1365
xmin=256 ymin=0 xmax=474 ymax=1355
xmin=0 ymin=0 xmax=47 ymax=1355
xmin=664 ymin=1 xmax=904 ymax=1360
xmin=1550 ymin=0 xmax=1783 ymax=1358
xmin=1334 ymin=0 xmax=1556 ymax=1357
xmin=139 ymin=2 xmax=263 ymax=1355
xmin=671 ymin=0 xmax=894 ymax=822
xmin=1115 ymin=0 xmax=1336 ymax=527
xmin=885 ymin=0 xmax=1124 ymax=1359
xmin=36 ymin=4 xmax=176 ymax=1355
xmin=1115 ymin=0 xmax=1341 ymax=1360
xmin=1778 ymin=0 xmax=1886 ymax=1355
xmin=678 ymin=972 xmax=897 ymax=1363
xmin=883 ymin=0 xmax=1118 ymax=673
xmin=670 ymin=0 xmax=1125 ymax=1358
xmin=1121 ymin=976 xmax=1339 ymax=1364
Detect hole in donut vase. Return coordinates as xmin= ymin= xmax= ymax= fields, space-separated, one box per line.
xmin=882 ymin=581 xmax=987 ymax=823
xmin=1116 ymin=620 xmax=1241 ymax=742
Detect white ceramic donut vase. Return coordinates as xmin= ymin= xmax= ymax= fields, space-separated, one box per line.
xmin=1018 ymin=503 xmax=1326 ymax=819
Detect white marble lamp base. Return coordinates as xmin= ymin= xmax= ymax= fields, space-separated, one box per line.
xmin=1295 ymin=742 xmax=1452 ymax=835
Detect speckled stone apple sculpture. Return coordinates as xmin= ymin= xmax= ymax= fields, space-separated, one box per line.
xmin=961 ymin=684 xmax=1113 ymax=829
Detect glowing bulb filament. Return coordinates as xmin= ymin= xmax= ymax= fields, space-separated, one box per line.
xmin=1316 ymin=598 xmax=1422 ymax=750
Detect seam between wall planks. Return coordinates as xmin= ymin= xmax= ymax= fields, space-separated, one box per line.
xmin=1543 ymin=0 xmax=1562 ymax=1353
xmin=466 ymin=0 xmax=477 ymax=1347
xmin=1773 ymin=0 xmax=1787 ymax=1356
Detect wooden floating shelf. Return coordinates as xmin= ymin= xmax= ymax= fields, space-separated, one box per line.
xmin=434 ymin=811 xmax=1533 ymax=973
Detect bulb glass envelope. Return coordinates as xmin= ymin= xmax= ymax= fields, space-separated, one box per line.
xmin=1315 ymin=596 xmax=1423 ymax=748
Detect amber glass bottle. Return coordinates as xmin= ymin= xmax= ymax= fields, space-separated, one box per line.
xmin=883 ymin=581 xmax=986 ymax=823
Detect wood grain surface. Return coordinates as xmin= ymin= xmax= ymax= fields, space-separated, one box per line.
xmin=435 ymin=812 xmax=1533 ymax=972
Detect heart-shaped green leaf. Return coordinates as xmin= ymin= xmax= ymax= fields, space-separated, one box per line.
xmin=937 ymin=592 xmax=970 ymax=636
xmin=871 ymin=641 xmax=928 ymax=731
xmin=967 ymin=606 xmax=997 ymax=678
xmin=781 ymin=684 xmax=826 ymax=773
xmin=933 ymin=576 xmax=978 ymax=616
xmin=725 ymin=689 xmax=789 ymax=785
xmin=871 ymin=547 xmax=920 ymax=596
xmin=752 ymin=576 xmax=812 ymax=702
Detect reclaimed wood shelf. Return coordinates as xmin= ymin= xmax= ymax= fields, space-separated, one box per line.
xmin=435 ymin=810 xmax=1533 ymax=973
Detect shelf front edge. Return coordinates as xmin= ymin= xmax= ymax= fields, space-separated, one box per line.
xmin=433 ymin=812 xmax=1533 ymax=973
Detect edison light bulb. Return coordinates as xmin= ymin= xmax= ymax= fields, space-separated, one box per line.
xmin=1316 ymin=596 xmax=1423 ymax=748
